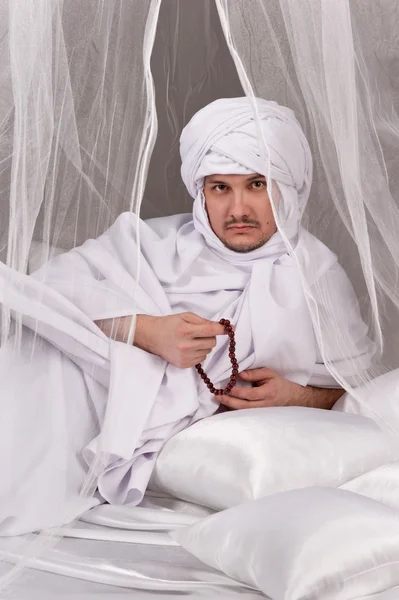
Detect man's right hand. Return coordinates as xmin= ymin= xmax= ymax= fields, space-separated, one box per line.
xmin=134 ymin=312 xmax=227 ymax=368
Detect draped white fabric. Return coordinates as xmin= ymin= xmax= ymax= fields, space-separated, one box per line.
xmin=215 ymin=0 xmax=399 ymax=386
xmin=0 ymin=0 xmax=163 ymax=587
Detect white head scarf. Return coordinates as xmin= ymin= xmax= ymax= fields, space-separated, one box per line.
xmin=180 ymin=97 xmax=313 ymax=262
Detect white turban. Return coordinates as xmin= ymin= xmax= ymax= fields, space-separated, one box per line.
xmin=180 ymin=97 xmax=313 ymax=251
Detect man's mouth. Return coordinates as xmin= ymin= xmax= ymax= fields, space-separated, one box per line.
xmin=227 ymin=225 xmax=257 ymax=231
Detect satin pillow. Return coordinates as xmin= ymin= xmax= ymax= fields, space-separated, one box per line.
xmin=171 ymin=487 xmax=399 ymax=600
xmin=333 ymin=370 xmax=399 ymax=425
xmin=148 ymin=406 xmax=398 ymax=510
xmin=341 ymin=461 xmax=399 ymax=511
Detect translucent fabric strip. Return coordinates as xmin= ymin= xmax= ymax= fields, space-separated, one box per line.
xmin=0 ymin=0 xmax=161 ymax=589
xmin=215 ymin=0 xmax=399 ymax=427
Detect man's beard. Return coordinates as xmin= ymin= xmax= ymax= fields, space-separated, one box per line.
xmin=221 ymin=233 xmax=270 ymax=253
xmin=220 ymin=217 xmax=271 ymax=253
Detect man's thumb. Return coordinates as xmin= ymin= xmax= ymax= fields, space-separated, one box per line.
xmin=240 ymin=368 xmax=275 ymax=381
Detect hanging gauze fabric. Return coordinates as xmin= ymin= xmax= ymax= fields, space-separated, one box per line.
xmin=1 ymin=0 xmax=399 ymax=594
xmin=0 ymin=0 xmax=164 ymax=588
xmin=215 ymin=0 xmax=399 ymax=407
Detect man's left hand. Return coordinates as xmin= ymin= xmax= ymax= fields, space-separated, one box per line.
xmin=219 ymin=367 xmax=344 ymax=410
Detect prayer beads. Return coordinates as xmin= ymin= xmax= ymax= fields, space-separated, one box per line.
xmin=195 ymin=319 xmax=238 ymax=396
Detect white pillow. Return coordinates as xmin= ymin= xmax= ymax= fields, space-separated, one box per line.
xmin=333 ymin=370 xmax=399 ymax=425
xmin=171 ymin=487 xmax=399 ymax=600
xmin=341 ymin=460 xmax=399 ymax=511
xmin=149 ymin=406 xmax=398 ymax=510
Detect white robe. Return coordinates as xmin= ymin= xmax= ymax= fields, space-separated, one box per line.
xmin=0 ymin=97 xmax=374 ymax=534
xmin=0 ymin=208 xmax=373 ymax=535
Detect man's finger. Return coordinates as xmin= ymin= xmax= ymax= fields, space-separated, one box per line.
xmin=191 ymin=321 xmax=227 ymax=338
xmin=192 ymin=355 xmax=207 ymax=366
xmin=193 ymin=349 xmax=212 ymax=360
xmin=219 ymin=395 xmax=269 ymax=410
xmin=182 ymin=312 xmax=208 ymax=324
xmin=190 ymin=337 xmax=217 ymax=350
xmin=239 ymin=367 xmax=276 ymax=381
xmin=227 ymin=385 xmax=267 ymax=401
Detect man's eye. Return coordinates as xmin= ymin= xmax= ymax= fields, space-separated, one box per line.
xmin=214 ymin=184 xmax=227 ymax=191
xmin=252 ymin=181 xmax=265 ymax=189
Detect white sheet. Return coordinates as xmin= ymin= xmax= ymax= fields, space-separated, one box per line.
xmin=4 ymin=486 xmax=399 ymax=600
xmin=0 ymin=493 xmax=265 ymax=600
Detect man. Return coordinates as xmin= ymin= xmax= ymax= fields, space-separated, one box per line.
xmin=98 ymin=173 xmax=343 ymax=411
xmin=0 ymin=97 xmax=374 ymax=534
xmin=94 ymin=97 xmax=372 ymax=411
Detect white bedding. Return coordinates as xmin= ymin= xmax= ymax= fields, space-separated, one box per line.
xmin=3 ymin=462 xmax=399 ymax=599
xmin=0 ymin=493 xmax=264 ymax=599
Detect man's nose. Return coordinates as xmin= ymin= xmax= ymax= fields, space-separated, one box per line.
xmin=229 ymin=189 xmax=250 ymax=218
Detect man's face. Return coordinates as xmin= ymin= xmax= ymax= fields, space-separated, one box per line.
xmin=203 ymin=173 xmax=277 ymax=253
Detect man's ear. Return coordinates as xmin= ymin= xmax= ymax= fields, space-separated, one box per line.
xmin=204 ymin=198 xmax=210 ymax=220
xmin=201 ymin=188 xmax=209 ymax=216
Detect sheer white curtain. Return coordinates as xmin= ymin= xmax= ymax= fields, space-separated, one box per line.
xmin=216 ymin=0 xmax=399 ymax=404
xmin=0 ymin=0 xmax=161 ymax=267
xmin=0 ymin=0 xmax=161 ymax=588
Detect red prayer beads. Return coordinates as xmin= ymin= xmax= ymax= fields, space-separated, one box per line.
xmin=195 ymin=319 xmax=238 ymax=396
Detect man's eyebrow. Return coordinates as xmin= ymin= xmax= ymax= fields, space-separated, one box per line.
xmin=246 ymin=173 xmax=266 ymax=181
xmin=205 ymin=173 xmax=266 ymax=184
xmin=205 ymin=177 xmax=228 ymax=185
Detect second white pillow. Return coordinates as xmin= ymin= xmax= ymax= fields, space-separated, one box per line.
xmin=171 ymin=487 xmax=399 ymax=600
xmin=149 ymin=406 xmax=398 ymax=510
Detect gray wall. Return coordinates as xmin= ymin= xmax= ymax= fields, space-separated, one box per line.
xmin=145 ymin=0 xmax=242 ymax=219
